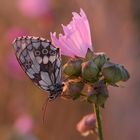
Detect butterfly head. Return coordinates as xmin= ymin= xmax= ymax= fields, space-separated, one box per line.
xmin=48 ymin=83 xmax=64 ymax=101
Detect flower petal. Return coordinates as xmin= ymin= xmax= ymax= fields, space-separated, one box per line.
xmin=50 ymin=9 xmax=93 ymax=58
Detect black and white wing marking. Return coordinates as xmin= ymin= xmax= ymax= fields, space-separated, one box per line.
xmin=12 ymin=36 xmax=63 ymax=101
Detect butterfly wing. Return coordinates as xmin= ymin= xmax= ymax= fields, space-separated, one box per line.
xmin=12 ymin=36 xmax=62 ymax=99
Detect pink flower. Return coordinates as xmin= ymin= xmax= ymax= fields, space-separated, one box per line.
xmin=76 ymin=113 xmax=96 ymax=136
xmin=17 ymin=0 xmax=51 ymax=18
xmin=51 ymin=9 xmax=93 ymax=58
xmin=14 ymin=114 xmax=33 ymax=135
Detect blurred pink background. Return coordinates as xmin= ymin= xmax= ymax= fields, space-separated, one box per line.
xmin=0 ymin=0 xmax=139 ymax=140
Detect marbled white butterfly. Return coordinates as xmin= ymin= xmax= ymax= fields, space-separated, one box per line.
xmin=12 ymin=36 xmax=64 ymax=101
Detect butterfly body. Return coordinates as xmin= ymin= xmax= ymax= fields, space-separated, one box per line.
xmin=12 ymin=36 xmax=63 ymax=101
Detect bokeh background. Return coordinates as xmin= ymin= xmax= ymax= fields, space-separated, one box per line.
xmin=0 ymin=0 xmax=139 ymax=140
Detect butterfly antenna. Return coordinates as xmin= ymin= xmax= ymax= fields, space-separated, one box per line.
xmin=42 ymin=97 xmax=49 ymax=125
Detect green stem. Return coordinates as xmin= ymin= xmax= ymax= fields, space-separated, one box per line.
xmin=94 ymin=104 xmax=103 ymax=140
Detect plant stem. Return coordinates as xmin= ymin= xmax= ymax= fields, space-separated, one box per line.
xmin=94 ymin=104 xmax=103 ymax=140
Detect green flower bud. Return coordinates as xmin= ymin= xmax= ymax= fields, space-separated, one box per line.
xmin=87 ymin=80 xmax=109 ymax=106
xmin=62 ymin=79 xmax=84 ymax=100
xmin=93 ymin=52 xmax=109 ymax=69
xmin=102 ymin=62 xmax=130 ymax=84
xmin=102 ymin=62 xmax=123 ymax=84
xmin=97 ymin=88 xmax=109 ymax=107
xmin=85 ymin=48 xmax=94 ymax=60
xmin=119 ymin=65 xmax=130 ymax=81
xmin=87 ymin=86 xmax=97 ymax=103
xmin=82 ymin=60 xmax=99 ymax=83
xmin=63 ymin=58 xmax=82 ymax=77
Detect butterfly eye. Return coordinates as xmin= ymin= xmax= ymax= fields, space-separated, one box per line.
xmin=49 ymin=96 xmax=55 ymax=100
xmin=42 ymin=49 xmax=48 ymax=54
xmin=49 ymin=50 xmax=56 ymax=55
xmin=35 ymin=50 xmax=41 ymax=56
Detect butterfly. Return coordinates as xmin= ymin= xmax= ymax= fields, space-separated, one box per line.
xmin=12 ymin=36 xmax=64 ymax=101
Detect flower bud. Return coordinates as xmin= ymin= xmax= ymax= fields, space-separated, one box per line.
xmin=93 ymin=52 xmax=109 ymax=69
xmin=87 ymin=86 xmax=97 ymax=103
xmin=76 ymin=113 xmax=96 ymax=136
xmin=87 ymin=80 xmax=109 ymax=106
xmin=102 ymin=62 xmax=123 ymax=84
xmin=102 ymin=62 xmax=130 ymax=84
xmin=82 ymin=60 xmax=99 ymax=83
xmin=62 ymin=79 xmax=84 ymax=100
xmin=63 ymin=58 xmax=82 ymax=77
xmin=97 ymin=85 xmax=109 ymax=107
xmin=85 ymin=48 xmax=94 ymax=60
xmin=119 ymin=65 xmax=130 ymax=81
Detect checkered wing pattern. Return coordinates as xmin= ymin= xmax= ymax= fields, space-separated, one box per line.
xmin=12 ymin=36 xmax=63 ymax=101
